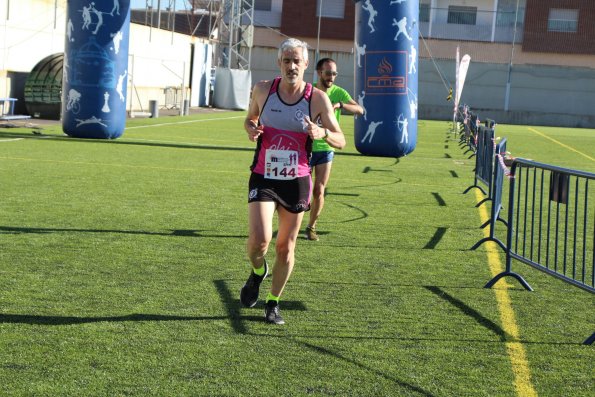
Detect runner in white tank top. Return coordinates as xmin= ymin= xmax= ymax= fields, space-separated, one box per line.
xmin=251 ymin=76 xmax=313 ymax=179
xmin=240 ymin=38 xmax=346 ymax=325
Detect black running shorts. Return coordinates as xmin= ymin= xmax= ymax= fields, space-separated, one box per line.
xmin=248 ymin=172 xmax=312 ymax=213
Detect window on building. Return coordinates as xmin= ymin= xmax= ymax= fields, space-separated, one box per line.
xmin=254 ymin=0 xmax=272 ymax=12
xmin=420 ymin=4 xmax=430 ymax=23
xmin=447 ymin=6 xmax=477 ymax=25
xmin=316 ymin=0 xmax=345 ymax=19
xmin=547 ymin=8 xmax=578 ymax=32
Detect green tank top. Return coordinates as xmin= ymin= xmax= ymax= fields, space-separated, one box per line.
xmin=312 ymin=84 xmax=353 ymax=152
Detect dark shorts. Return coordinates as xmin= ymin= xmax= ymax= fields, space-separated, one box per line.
xmin=248 ymin=172 xmax=312 ymax=213
xmin=309 ymin=151 xmax=335 ymax=167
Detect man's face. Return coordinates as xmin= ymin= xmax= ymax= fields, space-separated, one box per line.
xmin=278 ymin=48 xmax=308 ymax=85
xmin=317 ymin=62 xmax=337 ymax=89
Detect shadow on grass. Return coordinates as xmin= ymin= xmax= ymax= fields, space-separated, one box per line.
xmin=0 ymin=226 xmax=246 ymax=239
xmin=0 ymin=313 xmax=229 ymax=325
xmin=0 ymin=131 xmax=372 ymax=158
xmin=0 ymin=131 xmax=257 ymax=152
xmin=423 ymin=227 xmax=448 ymax=249
xmin=424 ymin=286 xmax=513 ymax=342
xmin=343 ymin=177 xmax=402 ymax=190
xmin=336 ymin=202 xmax=368 ymax=223
xmin=299 ymin=341 xmax=436 ymax=396
xmin=213 ymin=279 xmax=306 ymax=334
xmin=431 ymin=192 xmax=446 ymax=206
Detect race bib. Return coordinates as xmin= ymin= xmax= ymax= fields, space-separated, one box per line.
xmin=265 ymin=149 xmax=298 ymax=180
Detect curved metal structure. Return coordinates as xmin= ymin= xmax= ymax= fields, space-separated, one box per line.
xmin=24 ymin=53 xmax=63 ymax=120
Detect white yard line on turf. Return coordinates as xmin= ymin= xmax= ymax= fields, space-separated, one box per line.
xmin=125 ymin=115 xmax=244 ymax=130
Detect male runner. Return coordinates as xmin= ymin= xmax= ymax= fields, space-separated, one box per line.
xmin=305 ymin=58 xmax=364 ymax=241
xmin=240 ymin=39 xmax=346 ymax=324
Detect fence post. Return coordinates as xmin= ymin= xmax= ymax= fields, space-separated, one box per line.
xmin=471 ymin=137 xmax=508 ymax=252
xmin=484 ymin=159 xmax=533 ymax=291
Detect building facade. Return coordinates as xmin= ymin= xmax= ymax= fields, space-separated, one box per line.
xmin=247 ymin=0 xmax=595 ymax=127
xmin=2 ymin=1 xmax=595 ymax=127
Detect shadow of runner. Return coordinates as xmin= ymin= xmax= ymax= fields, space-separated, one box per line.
xmin=213 ymin=279 xmax=306 ymax=334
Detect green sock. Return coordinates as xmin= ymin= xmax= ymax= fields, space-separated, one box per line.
xmin=266 ymin=292 xmax=280 ymax=303
xmin=253 ymin=263 xmax=266 ymax=277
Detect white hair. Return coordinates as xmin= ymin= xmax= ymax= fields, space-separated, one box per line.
xmin=278 ymin=38 xmax=309 ymax=62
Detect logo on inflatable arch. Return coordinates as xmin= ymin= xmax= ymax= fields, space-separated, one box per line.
xmin=365 ymin=51 xmax=407 ymax=95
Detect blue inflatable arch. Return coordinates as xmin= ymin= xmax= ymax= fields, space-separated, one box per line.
xmin=354 ymin=0 xmax=418 ymax=158
xmin=62 ymin=0 xmax=131 ymax=139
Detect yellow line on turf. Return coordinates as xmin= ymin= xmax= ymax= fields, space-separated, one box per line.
xmin=527 ymin=127 xmax=594 ymax=162
xmin=475 ymin=190 xmax=537 ymax=397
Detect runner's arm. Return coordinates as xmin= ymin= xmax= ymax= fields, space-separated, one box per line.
xmin=244 ymin=82 xmax=267 ymax=142
xmin=313 ymin=90 xmax=346 ymax=150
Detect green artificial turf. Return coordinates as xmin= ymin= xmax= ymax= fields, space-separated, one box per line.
xmin=0 ymin=113 xmax=593 ymax=396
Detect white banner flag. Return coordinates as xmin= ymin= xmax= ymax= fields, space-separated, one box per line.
xmin=455 ymin=54 xmax=471 ymax=109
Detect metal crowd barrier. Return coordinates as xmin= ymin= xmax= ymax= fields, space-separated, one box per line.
xmin=460 ymin=111 xmax=479 ymax=157
xmin=484 ymin=158 xmax=595 ymax=344
xmin=471 ymin=137 xmax=508 ymax=251
xmin=464 ymin=126 xmax=495 ymax=202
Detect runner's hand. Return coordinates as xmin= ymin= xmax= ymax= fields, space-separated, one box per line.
xmin=303 ymin=116 xmax=325 ymax=140
xmin=246 ymin=120 xmax=263 ymax=142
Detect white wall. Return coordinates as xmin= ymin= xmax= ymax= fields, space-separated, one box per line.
xmin=1 ymin=0 xmax=206 ymax=114
xmin=0 ymin=0 xmax=67 ymax=97
xmin=126 ymin=24 xmax=196 ymax=113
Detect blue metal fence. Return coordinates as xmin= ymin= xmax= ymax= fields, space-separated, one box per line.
xmin=484 ymin=158 xmax=595 ymax=344
xmin=463 ymin=125 xmax=495 ymax=200
xmin=460 ymin=110 xmax=479 ymax=158
xmin=471 ymin=137 xmax=508 ymax=251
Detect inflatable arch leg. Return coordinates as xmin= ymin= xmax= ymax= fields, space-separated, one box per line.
xmin=354 ymin=0 xmax=418 ymax=157
xmin=62 ymin=0 xmax=131 ymax=139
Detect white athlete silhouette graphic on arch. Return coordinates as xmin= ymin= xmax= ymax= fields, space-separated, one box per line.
xmin=355 ymin=42 xmax=366 ymax=68
xmin=116 ymin=70 xmax=127 ymax=101
xmin=392 ymin=17 xmax=412 ymax=41
xmin=357 ymin=91 xmax=367 ymax=120
xmin=362 ymin=0 xmax=378 ymax=33
xmin=102 ymin=92 xmax=111 ymax=113
xmin=395 ymin=114 xmax=409 ymax=143
xmin=66 ymin=89 xmax=82 ymax=114
xmin=81 ymin=2 xmax=104 ymax=35
xmin=361 ymin=120 xmax=383 ymax=144
xmin=76 ymin=116 xmax=108 ymax=128
xmin=409 ymin=99 xmax=417 ymax=120
xmin=110 ymin=30 xmax=124 ymax=54
xmin=409 ymin=44 xmax=417 ymax=74
xmin=67 ymin=19 xmax=75 ymax=42
xmin=111 ymin=0 xmax=120 ymax=16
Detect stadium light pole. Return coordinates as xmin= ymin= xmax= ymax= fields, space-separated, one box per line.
xmin=504 ymin=0 xmax=520 ymax=111
xmin=157 ymin=0 xmax=162 ymax=29
xmin=313 ymin=0 xmax=323 ymax=83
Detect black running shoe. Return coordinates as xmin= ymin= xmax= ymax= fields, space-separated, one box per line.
xmin=264 ymin=300 xmax=285 ymax=325
xmin=239 ymin=260 xmax=268 ymax=308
